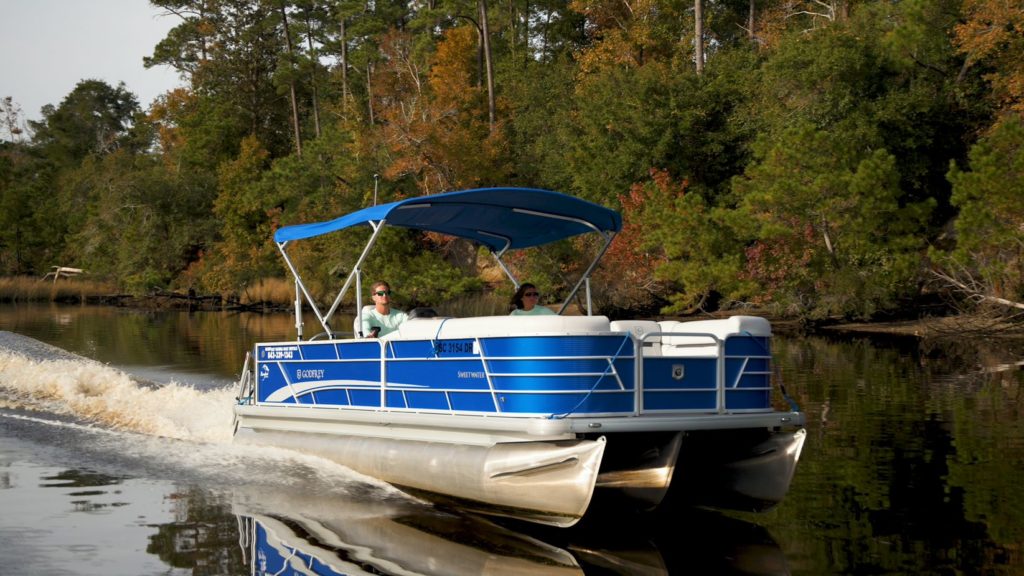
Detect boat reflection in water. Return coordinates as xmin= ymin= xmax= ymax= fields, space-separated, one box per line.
xmin=234 ymin=491 xmax=789 ymax=576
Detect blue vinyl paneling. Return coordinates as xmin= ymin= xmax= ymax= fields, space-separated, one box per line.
xmin=387 ymin=359 xmax=488 ymax=390
xmin=725 ymin=389 xmax=771 ymax=409
xmin=311 ymin=389 xmax=350 ymax=405
xmin=337 ymin=341 xmax=383 ymax=359
xmin=490 ymin=374 xmax=623 ymax=392
xmin=642 ymin=358 xmax=718 ymax=390
xmin=386 ymin=390 xmax=407 ymax=408
xmin=349 ymin=389 xmax=381 ymax=407
xmin=295 ymin=343 xmax=337 ymax=359
xmin=643 ymin=391 xmax=717 ymax=410
xmin=406 ymin=391 xmax=450 ymax=410
xmin=449 ymin=392 xmax=497 ymax=412
xmin=390 ymin=339 xmax=479 ymax=359
xmin=725 ymin=336 xmax=770 ymax=356
xmin=481 ymin=335 xmax=631 ymax=357
xmin=497 ymin=391 xmax=633 ymax=414
xmin=251 ymin=333 xmax=775 ymax=415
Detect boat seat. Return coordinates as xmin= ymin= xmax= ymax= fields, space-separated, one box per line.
xmin=387 ymin=314 xmax=611 ymax=341
xmin=407 ymin=307 xmax=438 ymax=319
xmin=659 ymin=316 xmax=771 ymax=357
xmin=609 ymin=320 xmax=662 ymax=356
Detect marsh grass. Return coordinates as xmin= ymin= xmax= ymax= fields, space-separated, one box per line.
xmin=0 ymin=276 xmax=119 ymax=302
xmin=240 ymin=277 xmax=295 ymax=307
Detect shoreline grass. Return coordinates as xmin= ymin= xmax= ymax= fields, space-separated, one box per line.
xmin=0 ymin=276 xmax=121 ymax=303
xmin=239 ymin=277 xmax=295 ymax=307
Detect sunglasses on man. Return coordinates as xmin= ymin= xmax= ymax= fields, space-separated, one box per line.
xmin=374 ymin=290 xmax=392 ymax=296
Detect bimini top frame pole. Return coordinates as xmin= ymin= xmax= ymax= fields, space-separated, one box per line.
xmin=325 ymin=220 xmax=386 ymax=332
xmin=511 ymin=207 xmax=617 ymax=316
xmin=277 ymin=240 xmax=331 ymax=336
xmin=277 ymin=220 xmax=387 ymax=339
xmin=560 ymin=231 xmax=615 ymax=316
xmin=489 ymin=227 xmax=616 ymax=316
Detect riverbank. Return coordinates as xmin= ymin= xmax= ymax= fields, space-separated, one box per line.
xmin=9 ymin=277 xmax=1017 ymax=339
xmin=818 ymin=314 xmax=1024 ymax=339
xmin=0 ymin=277 xmax=285 ymax=313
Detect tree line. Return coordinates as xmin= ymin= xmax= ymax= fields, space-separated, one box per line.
xmin=1 ymin=0 xmax=1022 ymax=319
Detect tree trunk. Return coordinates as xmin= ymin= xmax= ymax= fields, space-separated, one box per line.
xmin=694 ymin=0 xmax=704 ymax=75
xmin=821 ymin=218 xmax=839 ymax=267
xmin=340 ymin=14 xmax=349 ymax=111
xmin=541 ymin=9 xmax=552 ymax=58
xmin=479 ymin=0 xmax=496 ymax=131
xmin=305 ymin=12 xmax=321 ymax=138
xmin=474 ymin=20 xmax=483 ymax=89
xmin=279 ymin=1 xmax=303 ymax=157
xmin=367 ymin=62 xmax=375 ymax=124
xmin=836 ymin=1 xmax=849 ymax=21
xmin=748 ymin=0 xmax=755 ymax=40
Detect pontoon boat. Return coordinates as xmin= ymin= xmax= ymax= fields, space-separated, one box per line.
xmin=233 ymin=187 xmax=806 ymax=526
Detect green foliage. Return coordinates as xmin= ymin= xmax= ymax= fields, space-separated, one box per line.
xmin=198 ymin=135 xmax=283 ymax=295
xmin=564 ymin=62 xmax=683 ymax=205
xmin=50 ymin=150 xmax=217 ymax=294
xmin=622 ymin=169 xmax=751 ymax=314
xmin=29 ymin=80 xmax=143 ymax=164
xmin=1 ymin=0 xmax=1021 ymax=318
xmin=0 ymin=143 xmax=59 ymax=275
xmin=733 ymin=122 xmax=932 ymax=318
xmin=362 ymin=229 xmax=485 ymax=306
xmin=945 ymin=117 xmax=1024 ymax=300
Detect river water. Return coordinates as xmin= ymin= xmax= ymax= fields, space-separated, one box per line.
xmin=0 ymin=303 xmax=1021 ymax=575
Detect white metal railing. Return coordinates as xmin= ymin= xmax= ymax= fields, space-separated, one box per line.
xmin=250 ymin=331 xmax=772 ymax=415
xmin=235 ymin=351 xmax=253 ymax=405
xmin=253 ymin=335 xmax=636 ymax=414
xmin=635 ymin=330 xmax=775 ymax=414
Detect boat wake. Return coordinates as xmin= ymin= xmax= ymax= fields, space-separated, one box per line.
xmin=0 ymin=330 xmax=234 ymax=443
xmin=0 ymin=330 xmax=403 ymax=498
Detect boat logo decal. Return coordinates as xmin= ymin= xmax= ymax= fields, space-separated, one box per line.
xmin=259 ymin=364 xmax=270 ymax=380
xmin=458 ymin=370 xmax=486 ymax=379
xmin=295 ymin=369 xmax=325 ymax=380
xmin=672 ymin=365 xmax=685 ymax=380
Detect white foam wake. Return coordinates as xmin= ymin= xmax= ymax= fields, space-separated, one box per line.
xmin=0 ymin=351 xmax=235 ymax=444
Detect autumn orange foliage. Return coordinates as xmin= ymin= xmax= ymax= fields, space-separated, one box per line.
xmin=148 ymin=88 xmax=196 ymax=167
xmin=954 ymin=0 xmax=1024 ymax=116
xmin=372 ymin=27 xmax=506 ymax=196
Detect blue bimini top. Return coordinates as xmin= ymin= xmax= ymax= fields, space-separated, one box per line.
xmin=273 ymin=187 xmax=622 ymax=252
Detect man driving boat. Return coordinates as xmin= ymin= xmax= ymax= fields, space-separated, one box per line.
xmin=362 ymin=281 xmax=408 ymax=337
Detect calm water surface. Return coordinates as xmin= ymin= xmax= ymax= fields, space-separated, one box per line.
xmin=1 ymin=303 xmax=1022 ymax=575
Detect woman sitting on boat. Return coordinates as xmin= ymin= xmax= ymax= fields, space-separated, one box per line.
xmin=510 ymin=283 xmax=555 ymax=316
xmin=362 ymin=281 xmax=409 ymax=337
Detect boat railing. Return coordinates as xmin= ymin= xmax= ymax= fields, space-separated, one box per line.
xmin=249 ymin=325 xmax=773 ymax=416
xmin=636 ymin=331 xmax=726 ymax=414
xmin=235 ymin=351 xmax=254 ymax=405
